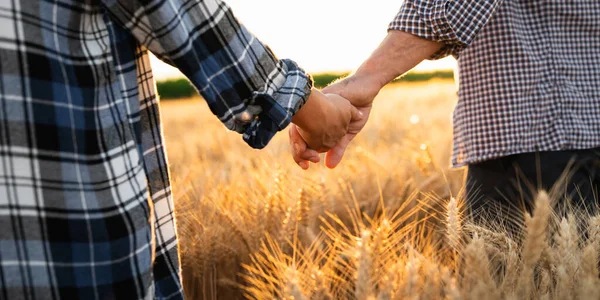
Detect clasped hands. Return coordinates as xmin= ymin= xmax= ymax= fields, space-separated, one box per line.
xmin=288 ymin=31 xmax=444 ymax=169
xmin=289 ymin=75 xmax=377 ymax=170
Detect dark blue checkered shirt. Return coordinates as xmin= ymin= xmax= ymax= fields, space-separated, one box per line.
xmin=0 ymin=0 xmax=311 ymax=299
xmin=391 ymin=1 xmax=600 ymax=167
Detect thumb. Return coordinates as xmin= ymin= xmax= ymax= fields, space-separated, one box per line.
xmin=325 ymin=135 xmax=351 ymax=169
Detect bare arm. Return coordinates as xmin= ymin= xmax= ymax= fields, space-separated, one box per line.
xmin=290 ymin=0 xmax=504 ymax=169
xmin=333 ymin=30 xmax=443 ymax=107
xmin=289 ymin=31 xmax=442 ymax=169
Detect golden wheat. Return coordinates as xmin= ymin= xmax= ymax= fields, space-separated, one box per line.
xmin=161 ymin=81 xmax=600 ymax=300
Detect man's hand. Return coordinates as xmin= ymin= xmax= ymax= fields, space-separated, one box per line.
xmin=290 ymin=89 xmax=363 ymax=169
xmin=290 ymin=76 xmax=377 ymax=169
xmin=319 ymin=77 xmax=376 ymax=168
xmin=295 ymin=93 xmax=362 ymax=152
xmin=290 ymin=31 xmax=443 ymax=170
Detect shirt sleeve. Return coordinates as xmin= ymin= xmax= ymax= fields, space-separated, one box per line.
xmin=100 ymin=0 xmax=312 ymax=149
xmin=388 ymin=0 xmax=503 ymax=59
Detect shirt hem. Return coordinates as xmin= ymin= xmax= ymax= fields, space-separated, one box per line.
xmin=451 ymin=143 xmax=600 ymax=168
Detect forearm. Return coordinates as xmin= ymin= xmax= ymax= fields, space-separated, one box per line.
xmin=354 ymin=30 xmax=443 ymax=97
xmin=104 ymin=0 xmax=314 ymax=149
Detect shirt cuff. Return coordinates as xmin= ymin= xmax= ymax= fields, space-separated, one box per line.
xmin=388 ymin=0 xmax=466 ymax=59
xmin=239 ymin=59 xmax=313 ymax=149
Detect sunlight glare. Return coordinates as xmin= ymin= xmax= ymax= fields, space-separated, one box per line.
xmin=150 ymin=0 xmax=456 ymax=80
xmin=410 ymin=114 xmax=420 ymax=124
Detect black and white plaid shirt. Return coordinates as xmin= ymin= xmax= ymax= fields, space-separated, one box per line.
xmin=0 ymin=0 xmax=311 ymax=299
xmin=390 ymin=1 xmax=600 ymax=167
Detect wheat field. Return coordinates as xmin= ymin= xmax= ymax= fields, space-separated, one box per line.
xmin=160 ymin=81 xmax=600 ymax=300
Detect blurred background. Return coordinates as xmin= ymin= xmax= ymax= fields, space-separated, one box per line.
xmin=160 ymin=2 xmax=468 ymax=299
xmin=158 ymin=2 xmax=600 ymax=299
xmin=150 ymin=0 xmax=456 ymax=81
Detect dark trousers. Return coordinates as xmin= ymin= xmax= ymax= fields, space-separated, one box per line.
xmin=465 ymin=148 xmax=600 ymax=227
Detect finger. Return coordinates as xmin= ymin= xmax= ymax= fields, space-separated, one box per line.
xmin=289 ymin=125 xmax=306 ymax=156
xmin=289 ymin=125 xmax=308 ymax=167
xmin=298 ymin=149 xmax=320 ymax=164
xmin=291 ymin=125 xmax=321 ymax=162
xmin=325 ymin=135 xmax=352 ymax=169
xmin=305 ymin=152 xmax=321 ymax=163
xmin=289 ymin=125 xmax=321 ymax=165
xmin=299 ymin=161 xmax=309 ymax=170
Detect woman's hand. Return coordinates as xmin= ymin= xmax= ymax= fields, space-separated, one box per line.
xmin=289 ymin=105 xmax=372 ymax=169
xmin=289 ymin=75 xmax=377 ymax=170
xmin=290 ymin=89 xmax=363 ymax=169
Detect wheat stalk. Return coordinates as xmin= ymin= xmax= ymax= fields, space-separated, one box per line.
xmin=376 ymin=262 xmax=399 ymax=300
xmin=555 ymin=215 xmax=580 ymax=299
xmin=311 ymin=269 xmax=333 ymax=300
xmin=441 ymin=267 xmax=461 ymax=300
xmin=555 ymin=265 xmax=572 ymax=300
xmin=167 ymin=90 xmax=600 ymax=300
xmin=355 ymin=230 xmax=374 ymax=299
xmin=284 ymin=267 xmax=305 ymax=300
xmin=577 ymin=243 xmax=600 ymax=299
xmin=517 ymin=191 xmax=551 ymax=299
xmin=589 ymin=215 xmax=600 ymax=251
xmin=463 ymin=234 xmax=500 ymax=300
xmin=446 ymin=197 xmax=462 ymax=250
xmin=537 ymin=268 xmax=551 ymax=300
xmin=400 ymin=256 xmax=421 ymax=299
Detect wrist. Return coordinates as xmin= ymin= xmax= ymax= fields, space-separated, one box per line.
xmin=348 ymin=71 xmax=386 ymax=102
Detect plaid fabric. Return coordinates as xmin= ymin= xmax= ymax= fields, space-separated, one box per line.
xmin=390 ymin=1 xmax=600 ymax=167
xmin=0 ymin=0 xmax=311 ymax=299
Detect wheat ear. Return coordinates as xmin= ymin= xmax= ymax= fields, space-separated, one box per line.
xmin=518 ymin=191 xmax=551 ymax=299
xmin=446 ymin=197 xmax=462 ymax=250
xmin=356 ymin=230 xmax=374 ymax=299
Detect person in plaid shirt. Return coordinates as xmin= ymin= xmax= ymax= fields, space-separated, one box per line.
xmin=0 ymin=0 xmax=363 ymax=299
xmin=294 ymin=1 xmax=600 ymax=222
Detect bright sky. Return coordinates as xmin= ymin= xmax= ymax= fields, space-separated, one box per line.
xmin=151 ymin=0 xmax=456 ymax=81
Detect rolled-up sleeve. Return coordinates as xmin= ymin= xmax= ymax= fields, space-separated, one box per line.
xmin=389 ymin=0 xmax=503 ymax=59
xmin=101 ymin=0 xmax=312 ymax=149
